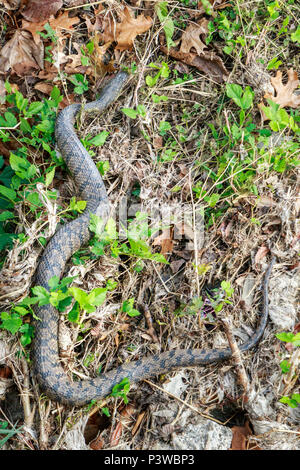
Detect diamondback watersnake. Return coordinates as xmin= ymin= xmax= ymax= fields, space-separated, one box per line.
xmin=33 ymin=72 xmax=275 ymax=406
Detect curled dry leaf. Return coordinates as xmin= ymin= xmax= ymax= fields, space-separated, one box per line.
xmin=110 ymin=421 xmax=123 ymax=447
xmin=254 ymin=246 xmax=269 ymax=265
xmin=230 ymin=421 xmax=260 ymax=450
xmin=161 ymin=45 xmax=228 ymax=83
xmin=89 ymin=434 xmax=104 ymax=450
xmin=21 ymin=0 xmax=63 ymax=23
xmin=179 ymin=19 xmax=209 ymax=55
xmin=0 ymin=29 xmax=43 ymax=75
xmin=264 ymin=69 xmax=300 ymax=109
xmin=102 ymin=5 xmax=152 ymax=51
xmin=34 ymin=81 xmax=53 ymax=94
xmin=161 ymin=15 xmax=227 ymax=82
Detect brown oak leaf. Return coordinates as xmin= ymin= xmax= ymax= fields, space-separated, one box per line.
xmin=48 ymin=11 xmax=80 ymax=34
xmin=265 ymin=69 xmax=300 ymax=109
xmin=102 ymin=6 xmax=152 ymax=51
xmin=22 ymin=11 xmax=79 ymax=46
xmin=179 ymin=19 xmax=209 ymax=55
xmin=0 ymin=29 xmax=43 ymax=75
xmin=21 ymin=0 xmax=63 ymax=23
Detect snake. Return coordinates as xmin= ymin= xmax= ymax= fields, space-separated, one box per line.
xmin=33 ymin=71 xmax=275 ymax=406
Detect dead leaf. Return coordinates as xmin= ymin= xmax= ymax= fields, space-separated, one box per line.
xmin=21 ymin=0 xmax=63 ymax=23
xmin=170 ymin=259 xmax=185 ymax=273
xmin=254 ymin=246 xmax=269 ymax=264
xmin=85 ymin=4 xmax=103 ymax=33
xmin=110 ymin=421 xmax=122 ymax=447
xmin=179 ymin=19 xmax=209 ymax=55
xmin=63 ymin=42 xmax=91 ymax=75
xmin=102 ymin=5 xmax=152 ymax=51
xmin=0 ymin=365 xmax=12 ymax=379
xmin=0 ymin=29 xmax=43 ymax=75
xmin=120 ymin=404 xmax=135 ymax=419
xmin=88 ymin=35 xmax=116 ymax=75
xmin=256 ymin=195 xmax=275 ymax=208
xmin=230 ymin=421 xmax=261 ymax=450
xmin=89 ymin=434 xmax=104 ymax=450
xmin=21 ymin=19 xmax=46 ymax=45
xmin=22 ymin=12 xmax=79 ymax=46
xmin=153 ymin=135 xmax=163 ymax=149
xmin=153 ymin=228 xmax=174 ymax=255
xmin=160 ymin=45 xmax=228 ymax=83
xmin=48 ymin=11 xmax=80 ymax=35
xmin=264 ymin=69 xmax=300 ymax=109
xmin=38 ymin=62 xmax=58 ymax=80
xmin=131 ymin=411 xmax=145 ymax=436
xmin=34 ymin=81 xmax=53 ymax=94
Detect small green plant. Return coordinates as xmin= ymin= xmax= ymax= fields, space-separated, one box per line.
xmin=81 ymin=131 xmax=109 ymax=150
xmin=291 ymin=25 xmax=300 ymax=43
xmin=37 ymin=23 xmax=58 ymax=44
xmin=267 ymin=56 xmax=283 ymax=70
xmin=121 ymin=104 xmax=146 ymax=119
xmin=89 ymin=213 xmax=167 ymax=264
xmin=122 ymin=298 xmax=141 ymax=317
xmin=261 ymin=100 xmax=299 ymax=133
xmin=279 ymin=394 xmax=300 ymax=409
xmin=69 ymin=74 xmax=89 ymax=95
xmin=276 ymin=331 xmax=300 ymax=408
xmin=0 ymin=421 xmax=23 ymax=449
xmin=109 ymin=377 xmax=130 ymax=404
xmin=226 ymin=83 xmax=254 ymax=126
xmin=155 ymin=2 xmax=175 ymax=50
xmin=0 ymin=83 xmax=63 ymax=260
xmin=145 ymin=62 xmax=170 ymax=88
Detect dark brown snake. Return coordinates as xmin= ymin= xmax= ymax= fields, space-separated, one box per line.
xmin=33 ymin=71 xmax=275 ymax=406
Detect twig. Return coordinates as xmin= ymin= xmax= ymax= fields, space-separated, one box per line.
xmin=221 ymin=317 xmax=250 ymax=402
xmin=37 ymin=399 xmax=52 ymax=450
xmin=143 ymin=379 xmax=225 ymax=426
xmin=142 ymin=304 xmax=160 ymax=343
xmin=10 ymin=357 xmax=36 ymax=430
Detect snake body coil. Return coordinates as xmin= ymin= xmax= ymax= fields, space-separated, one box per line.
xmin=33 ymin=72 xmax=274 ymax=406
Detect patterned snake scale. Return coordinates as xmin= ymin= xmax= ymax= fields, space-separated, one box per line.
xmin=33 ymin=71 xmax=275 ymax=406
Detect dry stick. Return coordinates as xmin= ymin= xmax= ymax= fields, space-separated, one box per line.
xmin=37 ymin=399 xmax=52 ymax=450
xmin=282 ymin=348 xmax=300 ymax=397
xmin=137 ymin=280 xmax=160 ymax=343
xmin=188 ymin=168 xmax=200 ymax=297
xmin=221 ymin=317 xmax=250 ymax=401
xmin=143 ymin=379 xmax=225 ymax=426
xmin=142 ymin=304 xmax=160 ymax=343
xmin=10 ymin=356 xmax=36 ymax=430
